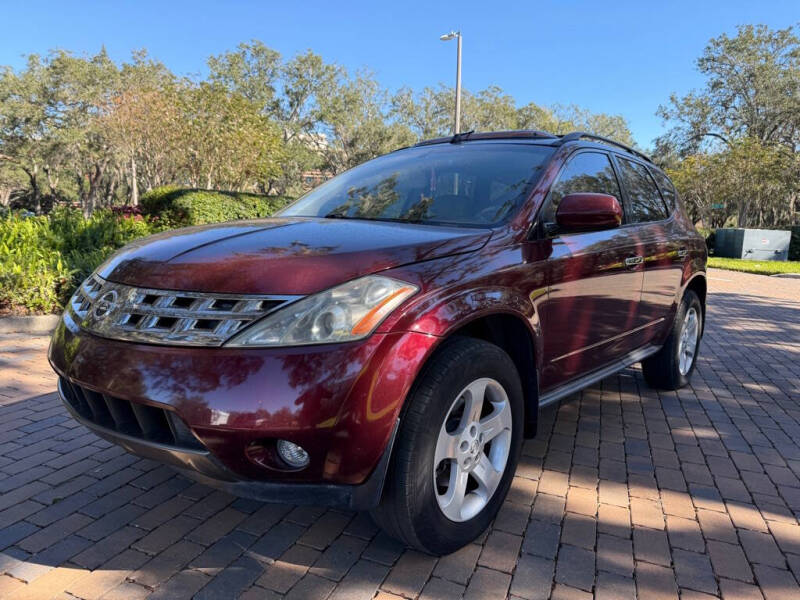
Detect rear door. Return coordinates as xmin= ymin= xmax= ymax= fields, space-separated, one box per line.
xmin=613 ymin=157 xmax=683 ymax=342
xmin=537 ymin=151 xmax=645 ymax=391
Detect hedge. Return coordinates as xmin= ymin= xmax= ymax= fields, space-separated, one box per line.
xmin=1 ymin=188 xmax=292 ymax=314
xmin=140 ymin=186 xmax=292 ymax=227
xmin=0 ymin=209 xmax=164 ymax=314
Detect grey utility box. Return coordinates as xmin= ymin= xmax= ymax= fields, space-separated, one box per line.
xmin=715 ymin=228 xmax=791 ymax=261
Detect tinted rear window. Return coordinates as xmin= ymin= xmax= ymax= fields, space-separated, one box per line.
xmin=650 ymin=168 xmax=677 ymax=212
xmin=280 ymin=143 xmax=555 ymax=226
xmin=617 ymin=158 xmax=669 ymax=223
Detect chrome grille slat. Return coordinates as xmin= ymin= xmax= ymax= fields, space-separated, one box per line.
xmin=70 ymin=275 xmax=299 ymax=346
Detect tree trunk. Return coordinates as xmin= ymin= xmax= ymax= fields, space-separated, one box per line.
xmin=130 ymin=156 xmax=139 ymax=206
xmin=27 ymin=164 xmax=41 ymax=215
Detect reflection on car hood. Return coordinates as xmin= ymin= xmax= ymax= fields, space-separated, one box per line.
xmin=97 ymin=217 xmax=492 ymax=295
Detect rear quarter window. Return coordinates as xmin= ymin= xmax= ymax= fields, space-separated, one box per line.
xmin=617 ymin=157 xmax=669 ymax=223
xmin=650 ymin=168 xmax=677 ymax=213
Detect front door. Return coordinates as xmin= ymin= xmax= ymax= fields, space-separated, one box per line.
xmin=535 ymin=151 xmax=644 ymax=392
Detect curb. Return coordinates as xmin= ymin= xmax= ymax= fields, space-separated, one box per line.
xmin=0 ymin=314 xmax=60 ymax=335
xmin=771 ymin=273 xmax=800 ymax=279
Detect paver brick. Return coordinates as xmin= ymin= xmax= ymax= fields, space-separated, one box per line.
xmin=673 ymin=548 xmax=718 ymax=595
xmin=433 ymin=542 xmax=481 ymax=584
xmin=752 ymin=565 xmax=800 ymax=600
xmin=635 ymin=561 xmax=679 ymax=600
xmin=697 ymin=508 xmax=738 ymax=543
xmin=555 ymin=544 xmax=594 ymax=592
xmin=666 ymin=514 xmax=705 ymax=552
xmin=327 ymin=559 xmax=390 ymax=600
xmin=463 ymin=566 xmax=511 ymax=600
xmin=738 ymin=529 xmax=787 ymax=568
xmin=256 ymin=542 xmax=320 ymax=593
xmin=597 ymin=533 xmax=634 ymax=577
xmin=418 ymin=576 xmax=466 ymax=600
xmin=561 ymin=513 xmax=596 ymax=549
xmin=382 ymin=549 xmax=438 ymax=597
xmin=708 ymin=540 xmax=755 ymax=582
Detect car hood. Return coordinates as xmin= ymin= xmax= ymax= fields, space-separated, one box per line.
xmin=97 ymin=217 xmax=491 ymax=295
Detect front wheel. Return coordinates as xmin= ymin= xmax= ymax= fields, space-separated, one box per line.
xmin=370 ymin=337 xmax=523 ymax=555
xmin=641 ymin=289 xmax=703 ymax=390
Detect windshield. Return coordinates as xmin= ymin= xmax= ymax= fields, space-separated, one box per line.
xmin=279 ymin=142 xmax=555 ymax=227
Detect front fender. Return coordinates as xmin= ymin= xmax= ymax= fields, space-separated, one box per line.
xmin=389 ymin=284 xmax=544 ymax=384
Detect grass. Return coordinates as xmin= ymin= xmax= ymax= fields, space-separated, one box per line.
xmin=708 ymin=256 xmax=800 ymax=275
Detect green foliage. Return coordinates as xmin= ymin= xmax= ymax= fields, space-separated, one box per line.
xmin=392 ymin=85 xmax=635 ymax=147
xmin=49 ymin=208 xmax=164 ymax=283
xmin=0 ymin=214 xmax=71 ymax=313
xmin=140 ymin=187 xmax=291 ymax=227
xmin=708 ymin=256 xmax=800 ymax=276
xmin=658 ymin=24 xmax=800 ymax=230
xmin=0 ymin=209 xmax=164 ymax=314
xmin=0 ymin=188 xmax=290 ymax=313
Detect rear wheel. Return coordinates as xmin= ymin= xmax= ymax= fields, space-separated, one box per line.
xmin=642 ymin=289 xmax=702 ymax=390
xmin=371 ymin=337 xmax=523 ymax=555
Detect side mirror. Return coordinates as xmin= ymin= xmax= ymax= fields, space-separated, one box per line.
xmin=555 ymin=193 xmax=622 ymax=232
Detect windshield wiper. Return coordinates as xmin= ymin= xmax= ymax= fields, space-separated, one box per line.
xmin=323 ymin=212 xmax=351 ymax=219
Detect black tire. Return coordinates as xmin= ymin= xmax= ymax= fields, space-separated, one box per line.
xmin=370 ymin=337 xmax=524 ymax=555
xmin=641 ymin=289 xmax=703 ymax=390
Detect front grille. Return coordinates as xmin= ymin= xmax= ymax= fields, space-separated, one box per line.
xmin=59 ymin=377 xmax=204 ymax=450
xmin=69 ymin=275 xmax=299 ymax=346
xmin=70 ymin=274 xmax=105 ymax=321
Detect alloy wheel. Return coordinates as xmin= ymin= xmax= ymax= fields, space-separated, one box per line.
xmin=433 ymin=378 xmax=512 ymax=522
xmin=678 ymin=307 xmax=700 ymax=376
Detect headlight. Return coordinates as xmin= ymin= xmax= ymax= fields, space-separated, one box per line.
xmin=225 ymin=275 xmax=419 ymax=347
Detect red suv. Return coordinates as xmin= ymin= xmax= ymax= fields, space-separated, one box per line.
xmin=50 ymin=131 xmax=707 ymax=554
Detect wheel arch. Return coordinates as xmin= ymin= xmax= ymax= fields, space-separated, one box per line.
xmin=683 ymin=272 xmax=707 ymax=334
xmin=423 ymin=310 xmax=541 ymax=439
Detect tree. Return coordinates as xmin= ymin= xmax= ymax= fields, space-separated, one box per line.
xmin=392 ymin=85 xmax=634 ymax=144
xmin=658 ymin=24 xmax=800 ymax=229
xmin=315 ymin=71 xmax=415 ymax=175
xmin=0 ymin=54 xmax=64 ymax=213
xmin=182 ymin=83 xmax=284 ymax=190
xmin=658 ymin=24 xmax=800 ymax=152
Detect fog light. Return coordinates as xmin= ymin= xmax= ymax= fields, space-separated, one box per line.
xmin=276 ymin=439 xmax=309 ymax=468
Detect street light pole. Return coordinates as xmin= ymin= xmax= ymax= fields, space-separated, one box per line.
xmin=440 ymin=31 xmax=462 ymax=134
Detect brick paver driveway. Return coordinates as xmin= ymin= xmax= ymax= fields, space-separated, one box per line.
xmin=1 ymin=268 xmax=799 ymax=600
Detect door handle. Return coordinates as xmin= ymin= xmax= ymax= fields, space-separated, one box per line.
xmin=625 ymin=256 xmax=643 ymax=267
xmin=676 ymin=247 xmax=688 ymax=258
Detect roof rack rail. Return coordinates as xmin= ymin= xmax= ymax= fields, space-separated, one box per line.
xmin=558 ymin=131 xmax=652 ymax=164
xmin=414 ymin=130 xmax=558 ymax=147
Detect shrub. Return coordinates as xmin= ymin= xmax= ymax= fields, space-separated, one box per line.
xmin=1 ymin=188 xmax=292 ymax=314
xmin=141 ymin=187 xmax=292 ymax=227
xmin=0 ymin=214 xmax=71 ymax=313
xmin=0 ymin=209 xmax=164 ymax=314
xmin=49 ymin=208 xmax=166 ymax=287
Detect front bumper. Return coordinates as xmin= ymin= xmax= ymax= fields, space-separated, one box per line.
xmin=49 ymin=314 xmax=440 ymax=504
xmin=57 ymin=377 xmax=397 ymax=509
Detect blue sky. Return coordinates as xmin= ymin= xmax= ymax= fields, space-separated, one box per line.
xmin=2 ymin=1 xmax=797 ymax=149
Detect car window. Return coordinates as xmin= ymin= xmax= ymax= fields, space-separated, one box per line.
xmin=541 ymin=151 xmax=622 ymax=225
xmin=650 ymin=168 xmax=677 ymax=213
xmin=617 ymin=158 xmax=669 ymax=223
xmin=280 ymin=143 xmax=554 ymax=227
